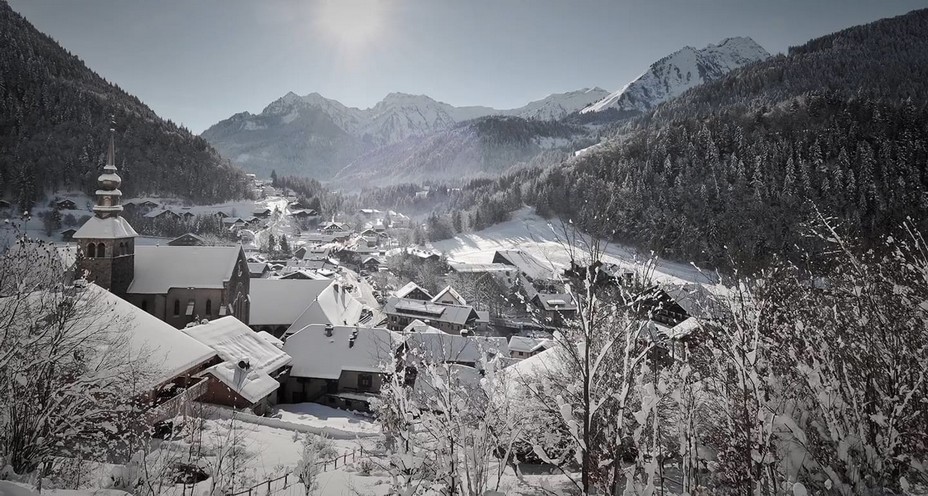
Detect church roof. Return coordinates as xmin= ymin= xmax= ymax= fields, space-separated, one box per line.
xmin=127 ymin=246 xmax=243 ymax=294
xmin=72 ymin=216 xmax=138 ymax=239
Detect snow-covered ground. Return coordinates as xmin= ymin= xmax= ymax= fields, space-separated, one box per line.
xmin=431 ymin=207 xmax=719 ymax=286
xmin=271 ymin=403 xmax=380 ymax=436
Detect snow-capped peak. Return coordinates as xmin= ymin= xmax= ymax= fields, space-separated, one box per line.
xmin=508 ymin=87 xmax=612 ymax=120
xmin=582 ymin=36 xmax=770 ymax=114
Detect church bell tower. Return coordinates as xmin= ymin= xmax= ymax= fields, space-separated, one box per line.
xmin=73 ymin=119 xmax=138 ymax=295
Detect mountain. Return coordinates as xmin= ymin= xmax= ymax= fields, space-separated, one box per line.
xmin=582 ymin=37 xmax=769 ymax=114
xmin=444 ymin=9 xmax=928 ymax=273
xmin=0 ymin=1 xmax=250 ymax=206
xmin=509 ymin=87 xmax=610 ymax=120
xmin=331 ymin=116 xmax=584 ymax=189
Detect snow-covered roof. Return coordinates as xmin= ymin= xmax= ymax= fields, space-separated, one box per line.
xmin=535 ymin=293 xmax=578 ymax=312
xmin=248 ymin=279 xmax=332 ymax=326
xmin=383 ymin=297 xmax=478 ymax=326
xmin=182 ymin=316 xmax=291 ymax=372
xmin=256 ymin=330 xmax=284 ymax=348
xmin=493 ymin=249 xmax=557 ymax=282
xmin=72 ymin=216 xmax=138 ymax=239
xmin=508 ymin=336 xmax=555 ymax=354
xmin=448 ymin=262 xmax=516 ymax=274
xmin=431 ymin=285 xmax=466 ymax=306
xmin=284 ymin=325 xmax=400 ymax=379
xmin=83 ymin=285 xmax=216 ymax=387
xmin=394 ymin=281 xmax=432 ymax=299
xmin=247 ymin=262 xmax=268 ymax=275
xmin=128 ymin=246 xmax=243 ymax=294
xmin=202 ymin=362 xmax=280 ymax=404
xmin=660 ymin=283 xmax=724 ymax=319
xmin=284 ymin=282 xmax=365 ymax=335
xmin=402 ymin=319 xmax=444 ymax=334
xmin=403 ymin=332 xmax=509 ymax=365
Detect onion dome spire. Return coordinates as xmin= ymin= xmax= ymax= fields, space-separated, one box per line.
xmin=93 ymin=116 xmax=124 ymax=218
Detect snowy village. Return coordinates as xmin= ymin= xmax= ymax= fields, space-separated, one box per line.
xmin=3 ymin=1 xmax=928 ymax=495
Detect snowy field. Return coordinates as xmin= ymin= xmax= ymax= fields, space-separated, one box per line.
xmin=271 ymin=403 xmax=380 ymax=436
xmin=431 ymin=207 xmax=719 ymax=286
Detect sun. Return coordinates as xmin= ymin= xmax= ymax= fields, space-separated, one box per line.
xmin=312 ymin=0 xmax=390 ymax=62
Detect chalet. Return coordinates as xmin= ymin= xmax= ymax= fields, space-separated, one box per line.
xmin=183 ymin=316 xmax=292 ymax=415
xmin=449 ymin=262 xmax=518 ymax=286
xmin=253 ymin=208 xmax=273 ymax=218
xmin=145 ymin=209 xmax=182 ymax=221
xmin=508 ymin=336 xmax=554 ymax=359
xmin=60 ymin=228 xmax=77 ymax=241
xmin=532 ymin=293 xmax=578 ymax=325
xmin=291 ymin=209 xmax=318 ymax=219
xmin=493 ymin=249 xmax=557 ymax=284
xmin=400 ymin=324 xmax=509 ymax=368
xmin=320 ymin=221 xmax=351 ymax=234
xmin=214 ymin=211 xmax=231 ymax=219
xmin=180 ymin=211 xmax=196 ymax=222
xmin=636 ymin=283 xmax=722 ymax=327
xmin=394 ymin=281 xmax=432 ymax=301
xmin=249 ymin=279 xmax=364 ymax=337
xmin=55 ymin=199 xmax=78 ymax=210
xmin=52 ymin=285 xmax=220 ymax=424
xmin=168 ymin=233 xmax=206 ymax=246
xmin=389 ymin=211 xmax=411 ymax=229
xmin=360 ymin=256 xmax=381 ymax=273
xmin=282 ymin=325 xmax=400 ymax=411
xmin=221 ymin=217 xmax=246 ymax=229
xmin=431 ymin=285 xmax=466 ymax=306
xmin=383 ymin=297 xmax=481 ymax=334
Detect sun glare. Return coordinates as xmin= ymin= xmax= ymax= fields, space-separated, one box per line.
xmin=312 ymin=0 xmax=390 ymax=62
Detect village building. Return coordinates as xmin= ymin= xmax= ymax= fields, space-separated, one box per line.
xmin=55 ymin=198 xmax=78 ymax=210
xmin=394 ymin=281 xmax=432 ymax=301
xmin=493 ymin=249 xmax=558 ymax=284
xmin=183 ymin=316 xmax=292 ymax=415
xmin=168 ymin=233 xmax=206 ymax=246
xmin=247 ymin=261 xmax=270 ymax=278
xmin=508 ymin=336 xmax=555 ymax=359
xmin=74 ymin=129 xmax=250 ymax=328
xmin=249 ymin=279 xmax=365 ymax=337
xmin=383 ymin=296 xmax=482 ymax=334
xmin=144 ymin=209 xmax=182 ymax=222
xmin=282 ymin=325 xmax=400 ymax=411
xmin=431 ymin=285 xmax=467 ymax=306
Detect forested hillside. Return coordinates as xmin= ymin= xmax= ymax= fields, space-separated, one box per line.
xmin=0 ymin=1 xmax=250 ymax=208
xmin=440 ymin=8 xmax=928 ymax=273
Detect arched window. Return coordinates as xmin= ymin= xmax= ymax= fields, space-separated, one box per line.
xmin=173 ymin=299 xmax=180 ymax=316
xmin=87 ymin=243 xmax=96 ymax=258
xmin=97 ymin=243 xmax=106 ymax=257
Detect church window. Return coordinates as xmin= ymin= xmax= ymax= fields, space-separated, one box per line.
xmin=87 ymin=243 xmax=95 ymax=258
xmin=205 ymin=299 xmax=212 ymax=316
xmin=97 ymin=243 xmax=106 ymax=257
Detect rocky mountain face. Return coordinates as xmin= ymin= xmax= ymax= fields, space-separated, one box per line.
xmin=582 ymin=37 xmax=770 ymax=114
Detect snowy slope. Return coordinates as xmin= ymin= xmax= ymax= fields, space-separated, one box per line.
xmin=582 ymin=37 xmax=769 ymax=113
xmin=507 ymin=87 xmax=610 ymax=120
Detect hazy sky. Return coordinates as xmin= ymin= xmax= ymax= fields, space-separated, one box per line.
xmin=9 ymin=0 xmax=925 ymax=133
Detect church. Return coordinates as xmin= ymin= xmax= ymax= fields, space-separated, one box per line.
xmin=73 ymin=126 xmax=250 ymax=328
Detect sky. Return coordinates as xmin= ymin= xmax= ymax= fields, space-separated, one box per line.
xmin=9 ymin=0 xmax=925 ymax=134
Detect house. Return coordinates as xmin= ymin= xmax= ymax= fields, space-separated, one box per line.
xmin=493 ymin=249 xmax=558 ymax=283
xmin=636 ymin=283 xmax=722 ymax=327
xmin=320 ymin=221 xmax=350 ymax=234
xmin=383 ymin=297 xmax=481 ymax=334
xmin=508 ymin=336 xmax=554 ymax=359
xmin=247 ymin=262 xmax=270 ymax=278
xmin=168 ymin=233 xmax=206 ymax=246
xmin=388 ymin=211 xmax=411 ymax=229
xmin=360 ymin=257 xmax=381 ymax=273
xmin=532 ymin=293 xmax=578 ymax=325
xmin=449 ymin=262 xmax=518 ymax=287
xmin=214 ymin=211 xmax=231 ymax=219
xmin=291 ymin=209 xmax=318 ymax=220
xmin=55 ymin=199 xmax=78 ymax=210
xmin=401 ymin=326 xmax=509 ymax=368
xmin=431 ymin=285 xmax=466 ymax=306
xmin=63 ymin=285 xmax=220 ymax=424
xmin=249 ymin=279 xmax=364 ymax=337
xmin=183 ymin=316 xmax=292 ymax=414
xmin=253 ymin=208 xmax=273 ymax=218
xmin=221 ymin=217 xmax=246 ymax=230
xmin=145 ymin=209 xmax=182 ymax=222
xmin=394 ymin=281 xmax=432 ymax=301
xmin=60 ymin=228 xmax=77 ymax=241
xmin=179 ymin=211 xmax=196 ymax=222
xmin=282 ymin=325 xmax=400 ymax=411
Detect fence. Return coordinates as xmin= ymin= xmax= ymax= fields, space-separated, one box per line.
xmin=224 ymin=447 xmax=364 ymax=496
xmin=212 ymin=407 xmax=378 ymax=440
